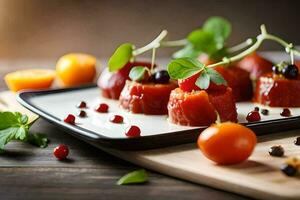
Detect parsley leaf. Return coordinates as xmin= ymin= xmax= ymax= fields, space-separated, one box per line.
xmin=206 ymin=68 xmax=227 ymax=86
xmin=0 ymin=111 xmax=48 ymax=151
xmin=27 ymin=133 xmax=49 ymax=148
xmin=172 ymin=43 xmax=201 ymax=59
xmin=108 ymin=43 xmax=134 ymax=72
xmin=167 ymin=57 xmax=204 ymax=79
xmin=174 ymin=16 xmax=231 ymax=60
xmin=203 ymin=16 xmax=231 ymax=49
xmin=195 ymin=71 xmax=210 ymax=89
xmin=117 ymin=169 xmax=148 ymax=185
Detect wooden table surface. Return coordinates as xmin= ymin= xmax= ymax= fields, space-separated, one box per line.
xmin=0 ymin=60 xmax=251 ymax=200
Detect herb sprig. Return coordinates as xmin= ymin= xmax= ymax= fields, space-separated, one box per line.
xmin=117 ymin=169 xmax=148 ymax=185
xmin=0 ymin=111 xmax=48 ymax=151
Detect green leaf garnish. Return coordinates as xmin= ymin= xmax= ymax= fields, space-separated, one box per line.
xmin=172 ymin=43 xmax=200 ymax=59
xmin=203 ymin=16 xmax=231 ymax=49
xmin=196 ymin=71 xmax=210 ymax=89
xmin=206 ymin=68 xmax=227 ymax=86
xmin=117 ymin=169 xmax=148 ymax=185
xmin=129 ymin=66 xmax=148 ymax=81
xmin=0 ymin=111 xmax=48 ymax=151
xmin=27 ymin=133 xmax=49 ymax=148
xmin=187 ymin=29 xmax=217 ymax=54
xmin=167 ymin=57 xmax=204 ymax=79
xmin=108 ymin=43 xmax=134 ymax=72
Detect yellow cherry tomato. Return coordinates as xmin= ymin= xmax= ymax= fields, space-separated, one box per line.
xmin=5 ymin=69 xmax=55 ymax=92
xmin=56 ymin=53 xmax=97 ymax=87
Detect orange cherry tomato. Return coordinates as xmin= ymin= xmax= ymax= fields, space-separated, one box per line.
xmin=4 ymin=69 xmax=55 ymax=92
xmin=56 ymin=53 xmax=97 ymax=87
xmin=198 ymin=122 xmax=257 ymax=165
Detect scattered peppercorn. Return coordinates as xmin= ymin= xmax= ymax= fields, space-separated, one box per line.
xmin=261 ymin=109 xmax=269 ymax=116
xmin=269 ymin=145 xmax=284 ymax=157
xmin=280 ymin=108 xmax=291 ymax=117
xmin=77 ymin=101 xmax=87 ymax=108
xmin=254 ymin=107 xmax=259 ymax=111
xmin=77 ymin=110 xmax=87 ymax=118
xmin=294 ymin=137 xmax=300 ymax=146
xmin=281 ymin=164 xmax=298 ymax=176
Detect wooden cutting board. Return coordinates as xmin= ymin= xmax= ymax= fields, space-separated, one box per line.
xmin=1 ymin=91 xmax=300 ymax=200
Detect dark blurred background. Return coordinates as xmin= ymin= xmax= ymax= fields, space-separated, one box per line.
xmin=0 ymin=0 xmax=300 ymax=59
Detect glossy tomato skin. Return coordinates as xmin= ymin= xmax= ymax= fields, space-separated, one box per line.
xmin=168 ymin=87 xmax=237 ymax=126
xmin=119 ymin=80 xmax=178 ymax=115
xmin=98 ymin=61 xmax=153 ymax=99
xmin=237 ymin=52 xmax=273 ymax=80
xmin=254 ymin=72 xmax=300 ymax=107
xmin=198 ymin=122 xmax=257 ymax=165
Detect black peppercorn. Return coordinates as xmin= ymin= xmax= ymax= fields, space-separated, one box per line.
xmin=261 ymin=109 xmax=269 ymax=115
xmin=254 ymin=107 xmax=259 ymax=111
xmin=269 ymin=145 xmax=284 ymax=157
xmin=294 ymin=137 xmax=300 ymax=146
xmin=281 ymin=164 xmax=298 ymax=176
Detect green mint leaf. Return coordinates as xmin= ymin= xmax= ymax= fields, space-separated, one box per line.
xmin=207 ymin=68 xmax=227 ymax=86
xmin=108 ymin=43 xmax=134 ymax=72
xmin=187 ymin=29 xmax=217 ymax=54
xmin=129 ymin=66 xmax=147 ymax=81
xmin=0 ymin=112 xmax=22 ymax=129
xmin=20 ymin=114 xmax=28 ymax=125
xmin=28 ymin=133 xmax=49 ymax=148
xmin=195 ymin=71 xmax=210 ymax=89
xmin=167 ymin=57 xmax=204 ymax=79
xmin=117 ymin=169 xmax=148 ymax=185
xmin=172 ymin=43 xmax=201 ymax=59
xmin=0 ymin=127 xmax=28 ymax=150
xmin=203 ymin=16 xmax=231 ymax=49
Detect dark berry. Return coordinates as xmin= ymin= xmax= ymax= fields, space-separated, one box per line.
xmin=281 ymin=164 xmax=298 ymax=176
xmin=246 ymin=111 xmax=261 ymax=122
xmin=261 ymin=109 xmax=269 ymax=115
xmin=110 ymin=115 xmax=123 ymax=123
xmin=280 ymin=108 xmax=291 ymax=117
xmin=282 ymin=64 xmax=299 ymax=79
xmin=153 ymin=70 xmax=170 ymax=84
xmin=268 ymin=145 xmax=284 ymax=157
xmin=77 ymin=110 xmax=87 ymax=118
xmin=64 ymin=114 xmax=75 ymax=124
xmin=272 ymin=65 xmax=281 ymax=74
xmin=77 ymin=101 xmax=87 ymax=108
xmin=294 ymin=137 xmax=300 ymax=146
xmin=125 ymin=125 xmax=141 ymax=137
xmin=254 ymin=107 xmax=259 ymax=111
xmin=53 ymin=144 xmax=69 ymax=160
xmin=95 ymin=103 xmax=109 ymax=113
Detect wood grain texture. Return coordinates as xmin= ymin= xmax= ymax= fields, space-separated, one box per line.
xmin=0 ymin=62 xmax=250 ymax=200
xmin=105 ymin=131 xmax=300 ymax=200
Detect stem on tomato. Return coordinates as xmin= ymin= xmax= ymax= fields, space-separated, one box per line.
xmin=133 ymin=30 xmax=168 ymax=56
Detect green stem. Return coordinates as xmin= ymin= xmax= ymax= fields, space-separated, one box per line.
xmin=161 ymin=39 xmax=188 ymax=47
xmin=133 ymin=30 xmax=168 ymax=56
xmin=206 ymin=25 xmax=300 ymax=69
xmin=227 ymin=38 xmax=254 ymax=53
